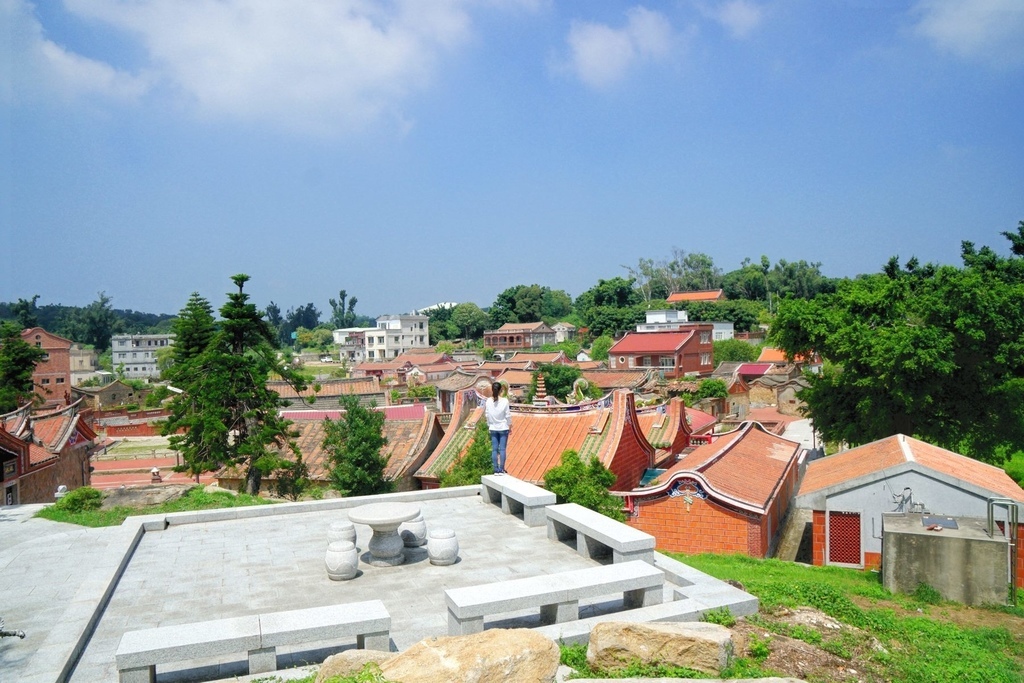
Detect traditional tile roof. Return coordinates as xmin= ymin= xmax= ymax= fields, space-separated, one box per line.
xmin=686 ymin=407 xmax=717 ymax=434
xmin=495 ymin=369 xmax=535 ymax=387
xmin=394 ymin=352 xmax=450 ymax=366
xmin=432 ymin=370 xmax=491 ymax=392
xmin=737 ymin=363 xmax=774 ymax=377
xmin=756 ymin=347 xmax=789 ymax=363
xmin=798 ymin=434 xmax=1024 ymax=503
xmin=609 ymin=331 xmax=695 ymax=354
xmin=644 ymin=422 xmax=802 ymax=512
xmin=14 ymin=401 xmax=97 ymax=465
xmin=571 ymin=361 xmax=605 ymax=371
xmin=635 ymin=399 xmax=691 ymax=454
xmin=711 ymin=361 xmax=743 ymax=380
xmin=503 ymin=352 xmax=568 ymax=365
xmin=269 ymin=377 xmax=382 ymax=402
xmin=279 ymin=404 xmax=425 ymax=422
xmin=477 ymin=361 xmax=534 ymax=373
xmin=495 ymin=322 xmax=549 ymax=332
xmin=581 ymin=369 xmax=654 ymax=391
xmin=666 ymin=289 xmax=725 ymax=303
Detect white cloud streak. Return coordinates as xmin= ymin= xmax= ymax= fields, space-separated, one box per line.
xmin=913 ymin=0 xmax=1024 ymax=67
xmin=560 ymin=6 xmax=673 ymax=89
xmin=702 ymin=0 xmax=764 ymax=40
xmin=1 ymin=0 xmax=148 ymax=104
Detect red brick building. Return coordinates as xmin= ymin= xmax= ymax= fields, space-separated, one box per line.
xmin=623 ymin=422 xmax=804 ymax=557
xmin=608 ymin=328 xmax=714 ymax=379
xmin=20 ymin=327 xmax=74 ymax=408
xmin=483 ymin=322 xmax=556 ymax=352
xmin=1 ymin=401 xmax=96 ymax=504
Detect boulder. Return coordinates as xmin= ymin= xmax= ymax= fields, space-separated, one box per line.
xmin=315 ymin=650 xmax=395 ymax=683
xmin=586 ymin=621 xmax=733 ymax=674
xmin=100 ymin=484 xmax=195 ymax=509
xmin=379 ymin=629 xmax=559 ymax=683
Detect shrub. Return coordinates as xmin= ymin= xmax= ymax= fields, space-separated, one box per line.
xmin=544 ymin=450 xmax=625 ymax=521
xmin=701 ymin=606 xmax=736 ymax=628
xmin=54 ymin=486 xmax=103 ymax=513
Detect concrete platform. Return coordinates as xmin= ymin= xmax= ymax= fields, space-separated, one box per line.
xmin=0 ymin=486 xmax=757 ymax=683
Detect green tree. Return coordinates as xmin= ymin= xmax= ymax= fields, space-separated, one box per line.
xmin=451 ymin=302 xmax=489 ymax=339
xmin=575 ymin=277 xmax=644 ymax=337
xmin=328 ymin=290 xmax=360 ymax=329
xmin=439 ymin=420 xmax=493 ymax=487
xmin=0 ymin=321 xmax=47 ymax=411
xmin=589 ymin=335 xmax=614 ymax=361
xmin=528 ymin=363 xmax=601 ymax=403
xmin=771 ymin=226 xmax=1024 ymax=462
xmin=324 ymin=395 xmax=393 ymax=496
xmin=274 ymin=453 xmax=311 ymax=501
xmin=163 ymin=275 xmax=307 ymax=495
xmin=695 ymin=378 xmax=728 ymax=401
xmin=11 ymin=295 xmax=40 ymax=329
xmin=81 ymin=292 xmax=120 ymax=351
xmin=543 ymin=450 xmax=625 ymax=521
xmin=713 ymin=338 xmax=761 ymax=363
xmin=167 ymin=292 xmax=216 ymax=380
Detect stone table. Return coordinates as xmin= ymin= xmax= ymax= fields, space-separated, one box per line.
xmin=348 ymin=502 xmax=421 ymax=567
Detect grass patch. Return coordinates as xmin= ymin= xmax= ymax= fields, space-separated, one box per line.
xmin=558 ymin=641 xmax=778 ymax=680
xmin=674 ymin=552 xmax=1024 ymax=683
xmin=36 ymin=486 xmax=273 ymax=527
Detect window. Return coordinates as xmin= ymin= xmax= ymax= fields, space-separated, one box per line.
xmin=42 ymin=378 xmax=50 ymax=385
xmin=132 ymin=353 xmax=138 ymax=359
xmin=368 ymin=351 xmax=375 ymax=359
xmin=700 ymin=332 xmax=711 ymax=344
xmin=700 ymin=352 xmax=711 ymax=365
xmin=56 ymin=378 xmax=65 ymax=384
xmin=660 ymin=357 xmax=674 ymax=368
xmin=378 ymin=336 xmax=384 ymax=344
xmin=118 ymin=340 xmax=126 ymax=347
xmin=641 ymin=356 xmax=651 ymax=367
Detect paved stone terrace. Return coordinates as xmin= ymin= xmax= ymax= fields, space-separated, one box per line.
xmin=1 ymin=487 xmax=753 ymax=683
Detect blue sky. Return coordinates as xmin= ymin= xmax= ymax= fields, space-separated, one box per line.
xmin=3 ymin=0 xmax=1023 ymax=318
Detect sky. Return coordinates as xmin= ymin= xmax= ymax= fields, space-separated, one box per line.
xmin=2 ymin=0 xmax=1023 ymax=319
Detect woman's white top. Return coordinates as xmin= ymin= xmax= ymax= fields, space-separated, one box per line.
xmin=485 ymin=396 xmax=511 ymax=431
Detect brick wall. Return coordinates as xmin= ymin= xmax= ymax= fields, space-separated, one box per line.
xmin=19 ymin=449 xmax=90 ymax=503
xmin=812 ymin=510 xmax=826 ymax=566
xmin=609 ymin=435 xmax=651 ymax=492
xmin=627 ymin=494 xmax=766 ymax=556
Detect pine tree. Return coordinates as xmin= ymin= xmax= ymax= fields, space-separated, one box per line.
xmin=163 ymin=275 xmax=306 ymax=495
xmin=323 ymin=395 xmax=393 ymax=497
xmin=167 ymin=292 xmax=216 ymax=381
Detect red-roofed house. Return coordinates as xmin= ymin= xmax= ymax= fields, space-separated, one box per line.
xmin=416 ymin=389 xmax=655 ymax=492
xmin=0 ymin=400 xmax=96 ymax=504
xmin=623 ymin=422 xmax=804 ymax=557
xmin=608 ymin=328 xmax=713 ymax=379
xmin=794 ymin=434 xmax=1024 ymax=579
xmin=667 ymin=289 xmax=725 ymax=303
xmin=20 ymin=327 xmax=73 ymax=408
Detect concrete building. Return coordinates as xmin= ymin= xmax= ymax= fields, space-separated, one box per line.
xmin=332 ymin=326 xmax=377 ymax=364
xmin=636 ymin=310 xmax=734 ymax=341
xmin=111 ymin=333 xmax=174 ymax=379
xmin=365 ymin=315 xmax=429 ymax=361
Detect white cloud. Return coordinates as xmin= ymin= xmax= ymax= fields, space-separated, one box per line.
xmin=55 ymin=0 xmax=483 ymax=134
xmin=0 ymin=0 xmax=148 ymax=104
xmin=560 ymin=6 xmax=673 ymax=89
xmin=913 ymin=0 xmax=1024 ymax=67
xmin=702 ymin=0 xmax=764 ymax=40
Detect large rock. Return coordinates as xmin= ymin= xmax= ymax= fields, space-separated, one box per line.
xmin=315 ymin=649 xmax=396 ymax=683
xmin=379 ymin=629 xmax=559 ymax=683
xmin=100 ymin=484 xmax=195 ymax=509
xmin=587 ymin=621 xmax=733 ymax=674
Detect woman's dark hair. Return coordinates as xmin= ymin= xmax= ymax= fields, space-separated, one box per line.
xmin=491 ymin=382 xmax=502 ymax=398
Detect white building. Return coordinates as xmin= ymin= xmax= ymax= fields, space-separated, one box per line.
xmin=365 ymin=314 xmax=430 ymax=360
xmin=111 ymin=333 xmax=174 ymax=379
xmin=636 ymin=310 xmax=734 ymax=341
xmin=332 ymin=327 xmax=377 ymax=364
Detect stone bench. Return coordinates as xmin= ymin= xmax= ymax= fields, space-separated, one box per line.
xmin=115 ymin=600 xmax=390 ymax=683
xmin=480 ymin=474 xmax=556 ymax=526
xmin=545 ymin=503 xmax=656 ymax=564
xmin=444 ymin=560 xmax=664 ymax=636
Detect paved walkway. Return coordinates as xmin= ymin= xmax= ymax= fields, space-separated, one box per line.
xmin=2 ymin=487 xmax=755 ymax=683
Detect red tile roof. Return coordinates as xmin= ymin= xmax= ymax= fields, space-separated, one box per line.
xmin=504 ymin=352 xmax=567 ymax=364
xmin=666 ymin=289 xmax=725 ymax=303
xmin=495 ymin=322 xmax=549 ymax=332
xmin=737 ymin=363 xmax=773 ymax=377
xmin=581 ymin=369 xmax=653 ymax=391
xmin=686 ymin=407 xmax=717 ymax=434
xmin=799 ymin=434 xmax=1024 ymax=502
xmin=269 ymin=377 xmax=381 ymax=401
xmin=649 ymin=422 xmax=802 ymax=512
xmin=609 ymin=331 xmax=695 ymax=354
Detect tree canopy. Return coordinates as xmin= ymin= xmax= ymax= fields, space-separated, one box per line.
xmin=771 ymin=223 xmax=1024 ymax=462
xmin=0 ymin=321 xmax=47 ymax=412
xmin=543 ymin=450 xmax=625 ymax=520
xmin=323 ymin=395 xmax=393 ymax=496
xmin=163 ymin=275 xmax=307 ymax=494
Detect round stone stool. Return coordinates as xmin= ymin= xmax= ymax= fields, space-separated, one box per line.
xmin=328 ymin=520 xmax=357 ymax=546
xmin=399 ymin=514 xmax=427 ymax=547
xmin=325 ymin=541 xmax=359 ymax=581
xmin=427 ymin=528 xmax=459 ymax=566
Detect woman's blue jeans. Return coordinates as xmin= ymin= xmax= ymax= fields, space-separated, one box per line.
xmin=490 ymin=430 xmax=508 ymax=473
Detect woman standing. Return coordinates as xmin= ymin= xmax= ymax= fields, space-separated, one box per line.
xmin=485 ymin=381 xmax=511 ymax=474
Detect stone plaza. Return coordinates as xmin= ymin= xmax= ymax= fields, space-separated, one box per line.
xmin=1 ymin=485 xmax=756 ymax=683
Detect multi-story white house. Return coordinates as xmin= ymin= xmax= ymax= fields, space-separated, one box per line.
xmin=636 ymin=310 xmax=734 ymax=341
xmin=365 ymin=314 xmax=430 ymax=360
xmin=332 ymin=327 xmax=377 ymax=364
xmin=111 ymin=333 xmax=174 ymax=379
